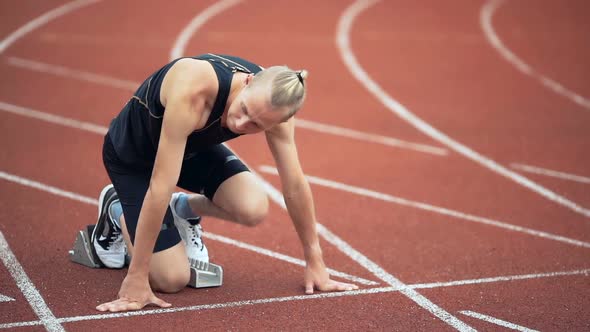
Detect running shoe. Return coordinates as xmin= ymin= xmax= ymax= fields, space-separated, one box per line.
xmin=169 ymin=192 xmax=209 ymax=263
xmin=91 ymin=184 xmax=126 ymax=268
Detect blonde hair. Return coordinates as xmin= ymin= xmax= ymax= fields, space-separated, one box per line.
xmin=252 ymin=66 xmax=308 ymax=119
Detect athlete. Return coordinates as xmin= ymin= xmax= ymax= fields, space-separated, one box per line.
xmin=92 ymin=53 xmax=358 ymax=312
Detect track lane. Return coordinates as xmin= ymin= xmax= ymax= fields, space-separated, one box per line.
xmin=0 ymin=1 xmax=67 ymax=39
xmin=488 ymin=0 xmax=590 ymax=100
xmin=348 ymin=0 xmax=590 ymax=211
xmin=421 ymin=274 xmax=590 ymax=331
xmin=2 ymin=0 xmax=588 ymax=330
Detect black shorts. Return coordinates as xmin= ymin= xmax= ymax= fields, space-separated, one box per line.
xmin=102 ymin=133 xmax=249 ymax=252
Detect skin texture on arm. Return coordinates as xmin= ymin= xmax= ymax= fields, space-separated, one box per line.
xmin=97 ymin=59 xmax=216 ymax=312
xmin=265 ymin=118 xmax=358 ymax=294
xmin=265 ymin=119 xmax=321 ymax=255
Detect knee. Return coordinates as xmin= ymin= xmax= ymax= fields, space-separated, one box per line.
xmin=235 ymin=194 xmax=268 ymax=227
xmin=149 ymin=268 xmax=190 ymax=293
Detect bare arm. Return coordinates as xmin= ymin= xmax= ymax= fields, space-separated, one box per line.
xmin=97 ymin=59 xmax=215 ymax=312
xmin=129 ymin=59 xmax=214 ymax=277
xmin=265 ymin=118 xmax=358 ymax=294
xmin=265 ymin=119 xmax=320 ymax=258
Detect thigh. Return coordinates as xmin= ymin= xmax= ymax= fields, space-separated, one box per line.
xmin=177 ymin=144 xmax=249 ymax=200
xmin=211 ymin=171 xmax=269 ymax=226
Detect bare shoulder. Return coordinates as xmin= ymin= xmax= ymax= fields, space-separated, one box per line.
xmin=160 ymin=58 xmax=218 ymax=107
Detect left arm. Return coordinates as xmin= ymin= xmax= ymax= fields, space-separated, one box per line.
xmin=265 ymin=118 xmax=358 ymax=294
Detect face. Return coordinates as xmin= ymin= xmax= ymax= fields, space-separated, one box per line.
xmin=226 ymin=79 xmax=290 ymax=135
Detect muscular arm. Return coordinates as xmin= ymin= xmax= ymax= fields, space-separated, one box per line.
xmin=265 ymin=119 xmax=322 ymax=260
xmin=266 ymin=119 xmax=357 ymax=294
xmin=98 ymin=60 xmax=216 ymax=312
xmin=129 ymin=59 xmax=215 ymax=278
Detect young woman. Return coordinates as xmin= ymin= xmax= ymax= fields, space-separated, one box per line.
xmin=93 ymin=53 xmax=358 ymax=313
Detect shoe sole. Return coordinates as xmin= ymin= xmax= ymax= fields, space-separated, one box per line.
xmin=91 ymin=184 xmax=115 ymax=248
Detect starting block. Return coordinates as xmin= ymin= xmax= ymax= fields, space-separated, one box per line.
xmin=188 ymin=258 xmax=223 ymax=288
xmin=68 ymin=225 xmax=223 ymax=288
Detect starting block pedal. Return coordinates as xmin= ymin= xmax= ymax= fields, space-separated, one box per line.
xmin=68 ymin=225 xmax=223 ymax=288
xmin=188 ymin=258 xmax=223 ymax=288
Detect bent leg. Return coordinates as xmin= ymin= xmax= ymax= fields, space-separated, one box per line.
xmin=211 ymin=172 xmax=269 ymax=226
xmin=177 ymin=144 xmax=269 ymax=226
xmin=119 ymin=222 xmax=189 ymax=294
xmin=114 ymin=206 xmax=190 ymax=293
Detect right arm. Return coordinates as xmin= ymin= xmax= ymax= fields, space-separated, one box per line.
xmin=96 ymin=59 xmax=216 ymax=312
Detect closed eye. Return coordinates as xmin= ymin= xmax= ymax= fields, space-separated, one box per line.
xmin=241 ymin=101 xmax=262 ymax=129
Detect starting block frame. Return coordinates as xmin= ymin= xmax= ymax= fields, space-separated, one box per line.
xmin=69 ymin=225 xmax=223 ymax=288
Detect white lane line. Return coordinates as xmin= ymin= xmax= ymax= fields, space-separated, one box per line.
xmin=0 ymin=287 xmax=396 ymax=328
xmin=295 ymin=118 xmax=448 ymax=156
xmin=204 ymin=233 xmax=379 ymax=286
xmin=252 ymin=166 xmax=474 ymax=331
xmin=511 ymin=163 xmax=590 ymax=185
xmin=412 ymin=269 xmax=590 ymax=290
xmin=6 ymin=100 xmax=581 ymax=327
xmin=0 ymin=169 xmax=376 ymax=286
xmin=481 ymin=0 xmax=590 ymax=110
xmin=0 ymin=170 xmax=99 ymax=206
xmin=259 ymin=165 xmax=590 ymax=249
xmin=338 ymin=0 xmax=590 ymax=219
xmin=172 ymin=3 xmax=472 ymax=330
xmin=2 ymin=268 xmax=587 ymax=329
xmin=318 ymin=224 xmax=475 ymax=331
xmin=0 ymin=101 xmax=108 ymax=135
xmin=169 ymin=0 xmax=243 ymax=60
xmin=0 ymin=232 xmax=64 ymax=332
xmin=0 ymin=1 xmax=100 ymax=330
xmin=0 ymin=294 xmax=15 ymax=302
xmin=0 ymin=99 xmax=377 ymax=286
xmin=6 ymin=56 xmax=138 ymax=91
xmin=3 ymin=57 xmax=447 ymax=158
xmin=0 ymin=0 xmax=100 ymax=54
xmin=459 ymin=310 xmax=540 ymax=332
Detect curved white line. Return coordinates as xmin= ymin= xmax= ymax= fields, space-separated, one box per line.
xmin=337 ymin=0 xmax=590 ymax=218
xmin=170 ymin=0 xmax=243 ymax=60
xmin=0 ymin=0 xmax=100 ymax=54
xmin=481 ymin=0 xmax=590 ymax=110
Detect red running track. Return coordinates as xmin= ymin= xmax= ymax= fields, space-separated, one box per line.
xmin=0 ymin=0 xmax=589 ymax=330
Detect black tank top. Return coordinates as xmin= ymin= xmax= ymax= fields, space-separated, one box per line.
xmin=108 ymin=53 xmax=263 ymax=168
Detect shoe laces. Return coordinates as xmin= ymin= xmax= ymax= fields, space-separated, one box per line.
xmin=102 ymin=220 xmax=122 ymax=250
xmin=106 ymin=230 xmax=121 ymax=249
xmin=188 ymin=223 xmax=205 ymax=251
xmin=110 ymin=231 xmax=126 ymax=251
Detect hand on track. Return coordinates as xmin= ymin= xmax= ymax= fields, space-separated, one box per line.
xmin=304 ymin=260 xmax=359 ymax=294
xmin=96 ymin=274 xmax=171 ymax=312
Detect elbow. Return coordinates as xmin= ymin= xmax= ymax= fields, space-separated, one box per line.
xmin=147 ymin=180 xmax=174 ymax=202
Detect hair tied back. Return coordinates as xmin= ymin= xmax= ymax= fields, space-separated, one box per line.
xmin=296 ymin=70 xmax=305 ymax=86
